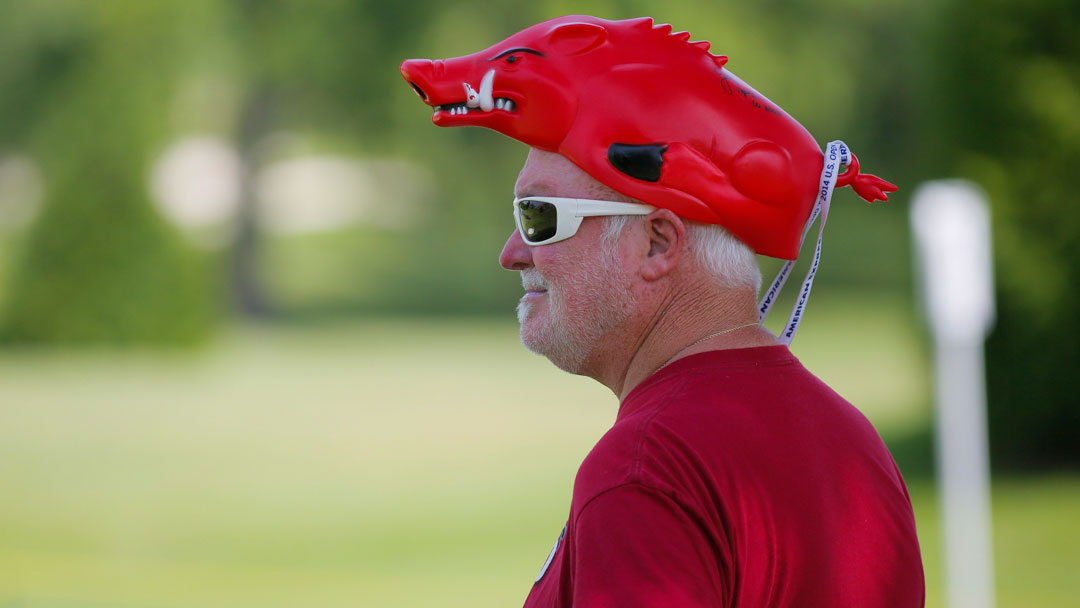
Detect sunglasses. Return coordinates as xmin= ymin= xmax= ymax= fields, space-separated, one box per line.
xmin=513 ymin=196 xmax=656 ymax=246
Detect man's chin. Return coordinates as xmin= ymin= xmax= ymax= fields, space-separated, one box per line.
xmin=518 ymin=319 xmax=593 ymax=374
xmin=517 ymin=316 xmax=546 ymax=353
xmin=516 ymin=307 xmax=550 ymax=351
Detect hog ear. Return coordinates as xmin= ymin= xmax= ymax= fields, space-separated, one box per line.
xmin=547 ymin=22 xmax=608 ymax=56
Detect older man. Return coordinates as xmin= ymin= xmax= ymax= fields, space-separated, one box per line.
xmin=403 ymin=14 xmax=924 ymax=607
xmin=503 ymin=149 xmax=773 ymax=391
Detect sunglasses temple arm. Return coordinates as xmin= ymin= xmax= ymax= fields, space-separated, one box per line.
xmin=573 ymin=200 xmax=655 ymax=217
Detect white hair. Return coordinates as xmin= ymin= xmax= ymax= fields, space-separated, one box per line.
xmin=601 ymin=215 xmax=762 ymax=293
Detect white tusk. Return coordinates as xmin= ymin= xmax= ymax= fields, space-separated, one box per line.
xmin=505 ymin=100 xmax=515 ymax=112
xmin=479 ymin=69 xmax=495 ymax=112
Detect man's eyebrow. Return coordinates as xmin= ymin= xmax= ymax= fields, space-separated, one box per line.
xmin=487 ymin=47 xmax=545 ymax=61
xmin=514 ymin=183 xmax=558 ymax=198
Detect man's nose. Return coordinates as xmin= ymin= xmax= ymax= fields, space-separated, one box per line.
xmin=499 ymin=229 xmax=533 ymax=270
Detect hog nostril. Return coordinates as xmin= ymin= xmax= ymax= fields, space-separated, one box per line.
xmin=409 ymin=81 xmax=428 ymax=101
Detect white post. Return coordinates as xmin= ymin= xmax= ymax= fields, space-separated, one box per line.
xmin=910 ymin=180 xmax=996 ymax=608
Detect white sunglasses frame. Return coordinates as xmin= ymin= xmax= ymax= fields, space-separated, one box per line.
xmin=512 ymin=196 xmax=656 ymax=246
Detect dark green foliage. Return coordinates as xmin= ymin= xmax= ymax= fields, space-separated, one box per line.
xmin=0 ymin=115 xmax=218 ymax=346
xmin=0 ymin=181 xmax=217 ymax=347
xmin=927 ymin=0 xmax=1080 ymax=468
xmin=0 ymin=2 xmax=219 ymax=346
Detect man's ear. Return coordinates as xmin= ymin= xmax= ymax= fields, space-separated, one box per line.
xmin=640 ymin=209 xmax=685 ymax=281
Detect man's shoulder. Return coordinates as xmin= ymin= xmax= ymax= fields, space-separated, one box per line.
xmin=568 ymin=378 xmax=729 ymax=513
xmin=570 ymin=414 xmax=648 ymax=509
xmin=635 ymin=346 xmax=876 ymax=439
xmin=571 ymin=345 xmax=895 ymax=510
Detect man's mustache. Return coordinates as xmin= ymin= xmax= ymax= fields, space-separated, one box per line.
xmin=521 ymin=268 xmax=549 ymax=291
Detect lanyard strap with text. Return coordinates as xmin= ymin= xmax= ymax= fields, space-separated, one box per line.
xmin=757 ymin=140 xmax=850 ymax=345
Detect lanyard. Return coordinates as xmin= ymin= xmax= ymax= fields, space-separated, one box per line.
xmin=758 ymin=140 xmax=850 ymax=345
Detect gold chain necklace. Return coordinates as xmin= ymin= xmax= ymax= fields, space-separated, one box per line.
xmin=651 ymin=322 xmax=761 ymax=377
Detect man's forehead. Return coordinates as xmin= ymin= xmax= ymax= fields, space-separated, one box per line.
xmin=514 ymin=148 xmax=633 ymax=201
xmin=514 ymin=149 xmax=579 ymax=197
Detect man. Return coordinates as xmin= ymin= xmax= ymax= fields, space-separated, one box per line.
xmin=402 ymin=15 xmax=924 ymax=607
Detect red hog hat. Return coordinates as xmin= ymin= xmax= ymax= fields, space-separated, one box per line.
xmin=400 ymin=14 xmax=896 ymax=261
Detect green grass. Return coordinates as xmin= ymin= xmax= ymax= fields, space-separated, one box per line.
xmin=0 ymin=302 xmax=1076 ymax=606
xmin=911 ymin=476 xmax=1080 ymax=607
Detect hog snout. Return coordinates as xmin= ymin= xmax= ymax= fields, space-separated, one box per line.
xmin=401 ymin=58 xmax=436 ymax=103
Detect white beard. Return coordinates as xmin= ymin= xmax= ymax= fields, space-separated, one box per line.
xmin=515 ymin=243 xmax=633 ymax=374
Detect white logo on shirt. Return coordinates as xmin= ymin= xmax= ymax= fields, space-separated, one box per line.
xmin=534 ymin=524 xmax=567 ymax=584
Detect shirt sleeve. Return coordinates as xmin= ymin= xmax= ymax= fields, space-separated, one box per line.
xmin=571 ymin=482 xmax=728 ymax=607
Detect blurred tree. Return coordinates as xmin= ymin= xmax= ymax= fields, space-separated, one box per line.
xmin=0 ymin=1 xmax=217 ymax=345
xmin=223 ymin=0 xmax=549 ymax=317
xmin=926 ymin=0 xmax=1080 ymax=468
xmin=220 ymin=0 xmax=435 ymax=316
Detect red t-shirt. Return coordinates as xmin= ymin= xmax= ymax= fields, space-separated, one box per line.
xmin=523 ymin=345 xmax=924 ymax=607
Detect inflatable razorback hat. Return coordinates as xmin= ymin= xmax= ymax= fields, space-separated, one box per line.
xmin=400 ymin=14 xmax=896 ymax=261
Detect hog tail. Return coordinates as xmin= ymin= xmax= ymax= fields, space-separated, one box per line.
xmin=835 ymin=152 xmax=898 ymax=203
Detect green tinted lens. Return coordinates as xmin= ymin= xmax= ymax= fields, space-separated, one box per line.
xmin=517 ymin=200 xmax=558 ymax=243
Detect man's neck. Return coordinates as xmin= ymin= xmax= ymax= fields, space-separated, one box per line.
xmin=605 ymin=285 xmax=780 ymax=401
